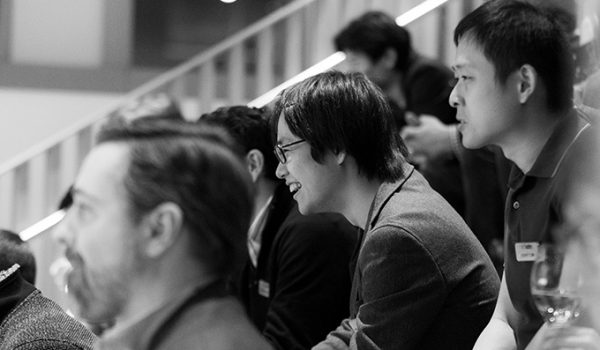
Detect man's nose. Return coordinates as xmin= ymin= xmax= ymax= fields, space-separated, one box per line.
xmin=52 ymin=210 xmax=73 ymax=247
xmin=449 ymin=84 xmax=462 ymax=108
xmin=275 ymin=161 xmax=287 ymax=179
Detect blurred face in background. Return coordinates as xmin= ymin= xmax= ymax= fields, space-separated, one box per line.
xmin=344 ymin=50 xmax=394 ymax=89
xmin=53 ymin=142 xmax=145 ymax=324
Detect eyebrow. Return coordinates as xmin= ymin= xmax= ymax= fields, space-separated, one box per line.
xmin=276 ymin=132 xmax=298 ymax=144
xmin=71 ymin=187 xmax=100 ymax=204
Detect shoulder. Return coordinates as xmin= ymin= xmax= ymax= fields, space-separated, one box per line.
xmin=155 ymin=297 xmax=272 ymax=350
xmin=368 ymin=177 xmax=482 ymax=255
xmin=377 ymin=174 xmax=469 ymax=233
xmin=1 ymin=291 xmax=95 ymax=349
xmin=277 ymin=208 xmax=357 ymax=247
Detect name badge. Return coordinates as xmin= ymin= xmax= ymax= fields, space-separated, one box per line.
xmin=515 ymin=242 xmax=539 ymax=262
xmin=258 ymin=280 xmax=270 ymax=298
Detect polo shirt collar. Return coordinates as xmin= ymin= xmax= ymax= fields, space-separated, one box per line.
xmin=525 ymin=109 xmax=590 ymax=179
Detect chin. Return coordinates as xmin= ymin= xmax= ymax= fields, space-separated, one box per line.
xmin=460 ymin=135 xmax=483 ymax=150
xmin=297 ymin=203 xmax=314 ymax=215
xmin=68 ymin=270 xmax=122 ymax=325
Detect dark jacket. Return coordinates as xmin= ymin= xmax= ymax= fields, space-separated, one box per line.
xmin=316 ymin=163 xmax=500 ymax=350
xmin=0 ymin=267 xmax=95 ymax=350
xmin=239 ymin=183 xmax=358 ymax=350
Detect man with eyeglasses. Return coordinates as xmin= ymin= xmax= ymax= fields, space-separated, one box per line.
xmin=200 ymin=106 xmax=357 ymax=350
xmin=273 ymin=71 xmax=500 ymax=350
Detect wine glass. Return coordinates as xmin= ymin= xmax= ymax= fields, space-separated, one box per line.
xmin=530 ymin=243 xmax=583 ymax=325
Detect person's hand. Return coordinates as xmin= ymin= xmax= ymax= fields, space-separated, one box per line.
xmin=534 ymin=326 xmax=600 ymax=350
xmin=400 ymin=114 xmax=455 ymax=161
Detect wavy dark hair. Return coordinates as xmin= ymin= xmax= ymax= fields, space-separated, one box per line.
xmin=273 ymin=71 xmax=407 ymax=182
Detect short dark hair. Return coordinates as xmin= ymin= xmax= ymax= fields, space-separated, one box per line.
xmin=334 ymin=11 xmax=413 ymax=72
xmin=274 ymin=71 xmax=407 ymax=182
xmin=96 ymin=117 xmax=253 ymax=277
xmin=454 ymin=0 xmax=574 ymax=112
xmin=200 ymin=106 xmax=279 ymax=181
xmin=0 ymin=229 xmax=36 ymax=284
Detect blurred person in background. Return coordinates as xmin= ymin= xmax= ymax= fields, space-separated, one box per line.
xmin=534 ymin=106 xmax=600 ymax=349
xmin=53 ymin=113 xmax=273 ymax=349
xmin=0 ymin=229 xmax=95 ymax=349
xmin=200 ymin=105 xmax=357 ymax=350
xmin=0 ymin=229 xmax=36 ymax=284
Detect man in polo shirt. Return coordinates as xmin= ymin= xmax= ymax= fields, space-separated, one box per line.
xmin=449 ymin=1 xmax=598 ymax=349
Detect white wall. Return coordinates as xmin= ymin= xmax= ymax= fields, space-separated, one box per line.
xmin=10 ymin=0 xmax=105 ymax=67
xmin=0 ymin=88 xmax=121 ymax=166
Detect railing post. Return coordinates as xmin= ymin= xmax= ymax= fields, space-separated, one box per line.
xmin=59 ymin=136 xmax=80 ymax=197
xmin=0 ymin=170 xmax=16 ymax=229
xmin=310 ymin=0 xmax=339 ymax=63
xmin=284 ymin=12 xmax=303 ymax=79
xmin=198 ymin=61 xmax=217 ymax=114
xmin=257 ymin=27 xmax=275 ymax=96
xmin=227 ymin=44 xmax=245 ymax=105
xmin=170 ymin=76 xmax=188 ymax=102
xmin=444 ymin=0 xmax=463 ymax=65
xmin=26 ymin=153 xmax=48 ymax=231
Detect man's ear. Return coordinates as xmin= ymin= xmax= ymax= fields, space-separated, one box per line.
xmin=380 ymin=47 xmax=398 ymax=70
xmin=517 ymin=64 xmax=537 ymax=104
xmin=335 ymin=150 xmax=346 ymax=166
xmin=246 ymin=149 xmax=264 ymax=183
xmin=142 ymin=202 xmax=184 ymax=258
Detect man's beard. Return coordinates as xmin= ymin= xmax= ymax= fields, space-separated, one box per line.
xmin=65 ymin=248 xmax=134 ymax=325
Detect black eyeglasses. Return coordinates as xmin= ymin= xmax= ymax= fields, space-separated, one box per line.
xmin=274 ymin=139 xmax=305 ymax=164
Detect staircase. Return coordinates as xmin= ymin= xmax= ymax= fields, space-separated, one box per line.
xmin=0 ymin=0 xmax=483 ymax=301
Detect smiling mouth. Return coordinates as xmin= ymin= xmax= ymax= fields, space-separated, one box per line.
xmin=288 ymin=182 xmax=301 ymax=194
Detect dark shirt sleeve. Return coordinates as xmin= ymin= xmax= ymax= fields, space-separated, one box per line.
xmin=318 ymin=225 xmax=447 ymax=350
xmin=262 ymin=215 xmax=356 ymax=350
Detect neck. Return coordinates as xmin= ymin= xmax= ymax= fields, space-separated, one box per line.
xmin=341 ymin=177 xmax=382 ymax=229
xmin=500 ymin=108 xmax=563 ymax=173
xmin=253 ymin=179 xmax=276 ymax=220
xmin=116 ymin=250 xmax=215 ymax=329
xmin=383 ymin=72 xmax=405 ymax=109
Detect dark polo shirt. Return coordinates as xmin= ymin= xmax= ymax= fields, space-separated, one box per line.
xmin=504 ymin=109 xmax=592 ymax=349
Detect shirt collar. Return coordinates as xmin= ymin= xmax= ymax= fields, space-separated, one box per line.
xmin=526 ymin=109 xmax=591 ymax=179
xmin=366 ymin=162 xmax=414 ymax=231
